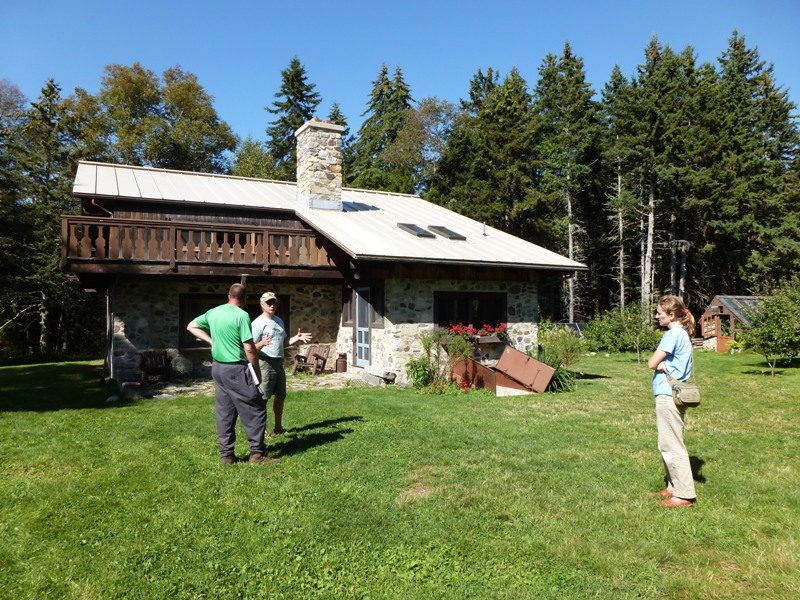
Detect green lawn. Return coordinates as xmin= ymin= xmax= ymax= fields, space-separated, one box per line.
xmin=1 ymin=351 xmax=798 ymax=599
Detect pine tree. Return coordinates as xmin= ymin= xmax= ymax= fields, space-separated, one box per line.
xmin=707 ymin=32 xmax=800 ymax=290
xmin=10 ymin=80 xmax=101 ymax=354
xmin=429 ymin=68 xmax=536 ymax=237
xmin=265 ymin=57 xmax=321 ymax=181
xmin=349 ymin=65 xmax=415 ymax=192
xmin=532 ymin=43 xmax=602 ymax=321
xmin=599 ymin=66 xmax=639 ymax=312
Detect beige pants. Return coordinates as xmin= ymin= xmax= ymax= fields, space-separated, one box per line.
xmin=655 ymin=394 xmax=696 ymax=500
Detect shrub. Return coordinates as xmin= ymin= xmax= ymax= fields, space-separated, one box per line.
xmin=537 ymin=323 xmax=586 ymax=369
xmin=584 ymin=303 xmax=661 ymax=361
xmin=406 ymin=330 xmax=475 ymax=393
xmin=740 ymin=275 xmax=800 ymax=376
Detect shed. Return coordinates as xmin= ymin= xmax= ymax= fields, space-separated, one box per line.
xmin=700 ymin=295 xmax=763 ymax=352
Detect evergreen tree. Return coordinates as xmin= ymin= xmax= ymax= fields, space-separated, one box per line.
xmin=599 ymin=66 xmax=639 ymax=311
xmin=265 ymin=57 xmax=321 ymax=181
xmin=531 ymin=43 xmax=602 ymax=321
xmin=429 ymin=68 xmax=537 ymax=237
xmin=706 ymin=32 xmax=800 ymax=290
xmin=349 ymin=65 xmax=415 ymax=192
xmin=6 ymin=80 xmax=102 ymax=355
xmin=0 ymin=80 xmax=28 ymax=326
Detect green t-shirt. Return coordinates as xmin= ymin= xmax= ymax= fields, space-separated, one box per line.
xmin=194 ymin=304 xmax=253 ymax=363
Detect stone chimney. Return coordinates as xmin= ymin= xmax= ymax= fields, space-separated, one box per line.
xmin=295 ymin=119 xmax=345 ymax=210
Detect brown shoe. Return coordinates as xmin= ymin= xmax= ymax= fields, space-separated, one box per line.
xmin=249 ymin=452 xmax=280 ymax=464
xmin=660 ymin=496 xmax=694 ymax=507
xmin=648 ymin=488 xmax=673 ymax=497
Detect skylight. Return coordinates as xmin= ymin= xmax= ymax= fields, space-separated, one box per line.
xmin=428 ymin=225 xmax=466 ymax=240
xmin=397 ymin=222 xmax=435 ymax=238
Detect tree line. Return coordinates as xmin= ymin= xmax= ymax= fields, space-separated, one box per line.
xmin=1 ymin=31 xmax=797 ymax=357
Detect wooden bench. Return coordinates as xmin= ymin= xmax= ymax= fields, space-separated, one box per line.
xmin=138 ymin=350 xmax=173 ymax=383
xmin=291 ymin=344 xmax=330 ymax=375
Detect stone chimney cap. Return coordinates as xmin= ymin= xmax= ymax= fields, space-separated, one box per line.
xmin=295 ymin=119 xmax=345 ymax=138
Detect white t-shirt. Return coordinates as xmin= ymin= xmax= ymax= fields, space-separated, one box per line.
xmin=252 ymin=314 xmax=286 ymax=359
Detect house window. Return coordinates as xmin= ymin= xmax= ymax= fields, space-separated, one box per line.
xmin=180 ymin=293 xmax=290 ymax=348
xmin=433 ymin=291 xmax=507 ymax=329
xmin=341 ymin=285 xmax=384 ymax=328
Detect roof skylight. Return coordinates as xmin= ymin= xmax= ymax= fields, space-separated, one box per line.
xmin=428 ymin=225 xmax=466 ymax=240
xmin=397 ymin=222 xmax=435 ymax=238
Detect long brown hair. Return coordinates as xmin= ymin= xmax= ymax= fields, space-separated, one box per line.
xmin=658 ymin=295 xmax=696 ymax=336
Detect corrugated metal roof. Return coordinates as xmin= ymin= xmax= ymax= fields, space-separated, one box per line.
xmin=713 ymin=296 xmax=764 ymax=325
xmin=73 ymin=161 xmax=586 ymax=271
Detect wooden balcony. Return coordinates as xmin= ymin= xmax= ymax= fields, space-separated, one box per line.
xmin=61 ymin=216 xmax=343 ymax=279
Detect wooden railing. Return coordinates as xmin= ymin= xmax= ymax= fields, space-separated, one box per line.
xmin=61 ymin=216 xmax=333 ymax=271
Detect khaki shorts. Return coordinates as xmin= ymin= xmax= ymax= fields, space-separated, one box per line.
xmin=259 ymin=357 xmax=286 ymax=399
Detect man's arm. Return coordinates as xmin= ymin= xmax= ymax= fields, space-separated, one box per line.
xmin=187 ymin=319 xmax=212 ymax=347
xmin=243 ymin=340 xmax=261 ymax=385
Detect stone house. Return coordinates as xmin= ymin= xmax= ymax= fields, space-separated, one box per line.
xmin=61 ymin=119 xmax=585 ymax=384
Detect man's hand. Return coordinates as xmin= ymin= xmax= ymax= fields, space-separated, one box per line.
xmin=294 ymin=328 xmax=313 ymax=344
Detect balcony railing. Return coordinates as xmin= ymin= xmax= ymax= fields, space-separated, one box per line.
xmin=61 ymin=216 xmax=335 ymax=272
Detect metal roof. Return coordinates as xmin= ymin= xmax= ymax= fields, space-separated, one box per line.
xmin=709 ymin=296 xmax=764 ymax=326
xmin=73 ymin=161 xmax=587 ymax=272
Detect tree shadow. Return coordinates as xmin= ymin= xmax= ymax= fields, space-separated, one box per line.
xmin=0 ymin=362 xmax=120 ymax=412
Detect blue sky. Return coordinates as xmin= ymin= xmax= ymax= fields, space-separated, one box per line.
xmin=2 ymin=0 xmax=798 ymax=142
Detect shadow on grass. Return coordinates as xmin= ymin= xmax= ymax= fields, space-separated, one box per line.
xmin=691 ymin=456 xmax=707 ymax=484
xmin=269 ymin=416 xmax=365 ymax=457
xmin=0 ymin=362 xmax=119 ymax=412
xmin=576 ymin=372 xmax=610 ymax=380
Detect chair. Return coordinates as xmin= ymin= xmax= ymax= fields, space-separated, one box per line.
xmin=292 ymin=344 xmax=330 ymax=375
xmin=138 ymin=350 xmax=173 ymax=383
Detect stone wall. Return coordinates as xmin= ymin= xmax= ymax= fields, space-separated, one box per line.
xmin=364 ymin=278 xmax=539 ymax=386
xmin=109 ymin=279 xmax=342 ymax=382
xmin=108 ymin=276 xmax=540 ymax=386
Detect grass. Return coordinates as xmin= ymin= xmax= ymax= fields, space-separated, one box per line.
xmin=0 ymin=351 xmax=798 ymax=599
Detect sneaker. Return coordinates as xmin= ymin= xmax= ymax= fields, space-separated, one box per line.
xmin=221 ymin=455 xmax=236 ymax=465
xmin=249 ymin=453 xmax=280 ymax=464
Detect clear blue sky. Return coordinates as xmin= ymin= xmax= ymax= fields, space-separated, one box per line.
xmin=2 ymin=0 xmax=798 ymax=142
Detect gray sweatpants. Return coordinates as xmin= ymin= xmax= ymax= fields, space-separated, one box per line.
xmin=212 ymin=360 xmax=267 ymax=457
xmin=655 ymin=394 xmax=696 ymax=499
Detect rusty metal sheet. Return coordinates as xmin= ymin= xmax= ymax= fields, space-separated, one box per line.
xmin=494 ymin=346 xmax=555 ymax=393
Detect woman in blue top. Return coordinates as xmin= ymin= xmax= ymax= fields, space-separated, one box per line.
xmin=647 ymin=295 xmax=697 ymax=507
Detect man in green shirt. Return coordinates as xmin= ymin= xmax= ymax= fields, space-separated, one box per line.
xmin=186 ymin=283 xmax=279 ymax=465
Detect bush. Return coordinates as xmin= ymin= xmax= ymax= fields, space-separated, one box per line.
xmin=740 ymin=275 xmax=800 ymax=376
xmin=538 ymin=323 xmax=586 ymax=368
xmin=584 ymin=303 xmax=661 ymax=361
xmin=406 ymin=330 xmax=474 ymax=393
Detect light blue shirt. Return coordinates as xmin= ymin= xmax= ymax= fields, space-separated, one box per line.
xmin=251 ymin=314 xmax=286 ymax=359
xmin=652 ymin=327 xmax=693 ymax=396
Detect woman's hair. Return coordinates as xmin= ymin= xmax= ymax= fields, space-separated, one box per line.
xmin=658 ymin=295 xmax=696 ymax=336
